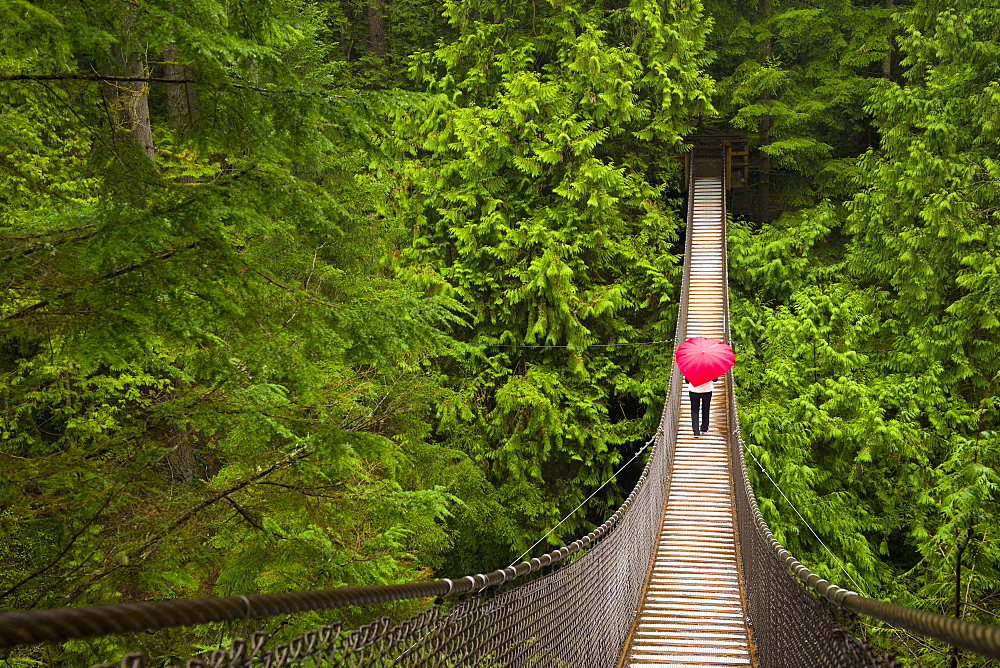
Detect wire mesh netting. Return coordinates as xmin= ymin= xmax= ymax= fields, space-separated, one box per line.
xmin=714 ymin=139 xmax=893 ymax=668
xmin=93 ymin=375 xmax=679 ymax=668
xmin=725 ymin=384 xmax=893 ymax=668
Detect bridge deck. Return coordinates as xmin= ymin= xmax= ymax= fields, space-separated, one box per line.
xmin=621 ymin=176 xmax=751 ymax=667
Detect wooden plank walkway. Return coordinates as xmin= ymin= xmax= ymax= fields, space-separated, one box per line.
xmin=621 ymin=175 xmax=752 ymax=667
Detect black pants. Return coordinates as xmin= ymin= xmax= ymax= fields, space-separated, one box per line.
xmin=689 ymin=391 xmax=712 ymax=436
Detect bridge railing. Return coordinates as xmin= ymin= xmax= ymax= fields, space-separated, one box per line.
xmin=700 ymin=141 xmax=883 ymax=667
xmin=0 ymin=268 xmax=687 ymax=667
xmin=709 ymin=137 xmax=1000 ymax=665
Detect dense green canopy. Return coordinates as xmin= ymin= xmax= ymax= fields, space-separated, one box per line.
xmin=1 ymin=0 xmax=998 ymax=665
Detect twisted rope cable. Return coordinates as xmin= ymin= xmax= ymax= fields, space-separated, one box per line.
xmin=0 ymin=431 xmax=663 ymax=650
xmin=712 ymin=144 xmax=998 ymax=661
xmin=740 ymin=439 xmax=868 ymax=596
xmin=725 ymin=360 xmax=1000 ymax=658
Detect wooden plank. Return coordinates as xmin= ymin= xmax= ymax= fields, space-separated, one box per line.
xmin=621 ymin=175 xmax=751 ymax=667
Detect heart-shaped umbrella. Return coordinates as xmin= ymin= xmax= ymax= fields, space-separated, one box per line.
xmin=675 ymin=337 xmax=735 ymax=386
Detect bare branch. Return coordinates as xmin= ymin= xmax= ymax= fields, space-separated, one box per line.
xmin=2 ymin=241 xmax=200 ymax=322
xmin=0 ymin=488 xmax=117 ymax=603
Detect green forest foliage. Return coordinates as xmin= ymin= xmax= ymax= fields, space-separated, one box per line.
xmin=1 ymin=0 xmax=999 ymax=665
xmin=727 ymin=0 xmax=1000 ymax=665
xmin=1 ymin=1 xmax=470 ymax=663
xmin=393 ymin=0 xmax=714 ymax=547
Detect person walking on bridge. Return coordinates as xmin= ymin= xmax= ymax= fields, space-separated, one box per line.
xmin=686 ymin=376 xmax=715 ymax=437
xmin=675 ymin=336 xmax=735 ymax=437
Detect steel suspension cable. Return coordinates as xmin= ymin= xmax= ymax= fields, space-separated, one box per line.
xmin=508 ymin=433 xmax=658 ymax=568
xmin=740 ymin=439 xmax=868 ymax=595
xmin=477 ymin=339 xmax=672 ymax=349
xmin=739 ymin=434 xmax=919 ymax=661
xmin=0 ymin=423 xmax=671 ymax=653
xmin=729 ymin=384 xmax=1000 ymax=662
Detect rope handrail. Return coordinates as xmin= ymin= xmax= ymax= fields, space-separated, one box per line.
xmin=713 ymin=131 xmax=1000 ymax=663
xmin=508 ymin=433 xmax=657 ymax=568
xmin=0 ymin=431 xmax=663 ymax=650
xmin=736 ymin=425 xmax=1000 ymax=660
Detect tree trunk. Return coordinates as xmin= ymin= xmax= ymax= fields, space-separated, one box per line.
xmin=163 ymin=43 xmax=200 ymax=132
xmin=338 ymin=0 xmax=358 ymax=61
xmin=883 ymin=0 xmax=894 ymax=80
xmin=367 ymin=0 xmax=387 ymax=58
xmin=101 ymin=44 xmax=155 ymax=163
xmin=757 ymin=0 xmax=772 ymax=221
xmin=166 ymin=426 xmax=195 ymax=484
xmin=950 ymin=523 xmax=972 ymax=668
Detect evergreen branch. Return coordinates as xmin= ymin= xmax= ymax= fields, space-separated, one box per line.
xmin=32 ymin=77 xmax=144 ymax=179
xmin=253 ymin=481 xmax=346 ymax=500
xmin=4 ymin=223 xmax=96 ymax=241
xmin=28 ymin=544 xmax=105 ymax=609
xmin=0 ymin=231 xmax=98 ymax=265
xmin=223 ymin=497 xmax=264 ymax=531
xmin=1 ymin=241 xmax=201 ymax=323
xmin=0 ymin=489 xmax=117 ymax=603
xmin=0 ymin=74 xmax=197 ymax=84
xmin=254 ymin=481 xmax=345 ymax=491
xmin=246 ymin=266 xmax=351 ymax=312
xmin=58 ymin=447 xmax=313 ymax=606
xmin=0 ymin=73 xmax=349 ymax=98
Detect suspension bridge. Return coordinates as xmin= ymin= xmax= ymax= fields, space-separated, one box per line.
xmin=2 ymin=146 xmax=1000 ymax=667
xmin=620 ymin=158 xmax=748 ymax=666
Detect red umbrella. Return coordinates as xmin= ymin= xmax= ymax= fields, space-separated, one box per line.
xmin=675 ymin=337 xmax=734 ymax=386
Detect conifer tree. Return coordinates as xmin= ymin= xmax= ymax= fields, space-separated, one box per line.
xmin=0 ymin=1 xmax=470 ymax=662
xmin=394 ymin=0 xmax=715 ymax=551
xmin=728 ymin=1 xmax=1000 ymax=663
xmin=844 ymin=1 xmax=1000 ymax=661
xmin=706 ymin=0 xmax=893 ymax=215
